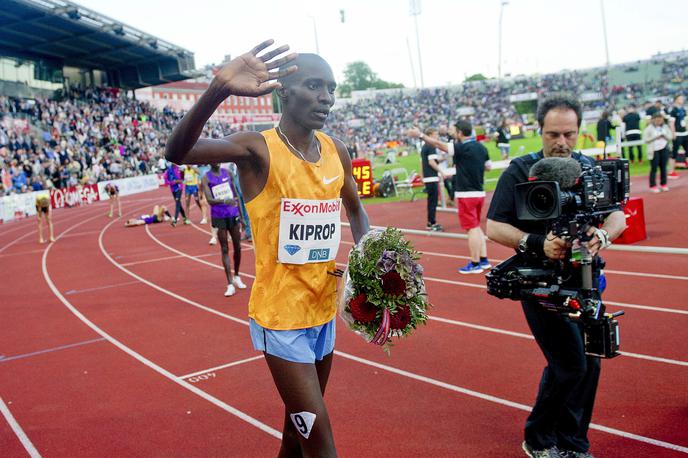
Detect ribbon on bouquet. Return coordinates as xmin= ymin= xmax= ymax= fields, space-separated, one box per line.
xmin=371 ymin=308 xmax=391 ymax=345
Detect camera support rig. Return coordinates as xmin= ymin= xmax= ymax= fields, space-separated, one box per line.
xmin=487 ymin=157 xmax=630 ymax=358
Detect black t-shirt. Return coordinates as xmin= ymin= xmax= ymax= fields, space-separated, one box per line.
xmin=670 ymin=106 xmax=686 ymax=133
xmin=453 ymin=140 xmax=490 ymax=194
xmin=487 ymin=150 xmax=595 ymax=235
xmin=622 ymin=112 xmax=640 ymax=132
xmin=496 ymin=127 xmax=510 ymax=145
xmin=421 ymin=142 xmax=439 ymax=182
xmin=596 ymin=119 xmax=614 ymax=141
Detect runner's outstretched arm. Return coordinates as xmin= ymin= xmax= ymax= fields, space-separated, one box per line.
xmin=165 ymin=40 xmax=297 ymax=166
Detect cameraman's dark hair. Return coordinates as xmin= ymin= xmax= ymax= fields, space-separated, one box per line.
xmin=454 ymin=119 xmax=472 ymax=136
xmin=536 ymin=94 xmax=582 ymax=128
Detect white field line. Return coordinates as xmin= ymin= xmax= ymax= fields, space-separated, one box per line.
xmin=428 ymin=316 xmax=688 ymax=367
xmin=332 ymin=261 xmax=688 ymax=316
xmin=114 ymin=226 xmax=688 ymax=453
xmin=179 ymin=355 xmax=264 ymax=380
xmin=43 ymin=203 xmax=282 ymax=440
xmin=147 ymin=231 xmax=688 ymax=368
xmin=121 ymin=252 xmax=217 ymax=267
xmin=339 ymin=240 xmax=688 ymax=282
xmin=0 ymin=397 xmax=41 ymax=458
xmin=334 ymin=351 xmax=688 ymax=453
xmin=0 ymin=204 xmax=94 ymax=255
xmin=341 ymin=222 xmax=688 ymax=256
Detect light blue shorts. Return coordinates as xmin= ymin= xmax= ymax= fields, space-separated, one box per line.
xmin=249 ymin=318 xmax=336 ymax=363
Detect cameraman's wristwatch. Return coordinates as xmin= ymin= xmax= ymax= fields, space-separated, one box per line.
xmin=518 ymin=234 xmax=529 ymax=253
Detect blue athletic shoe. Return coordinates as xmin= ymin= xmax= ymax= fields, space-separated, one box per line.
xmin=458 ymin=262 xmax=483 ymax=274
xmin=479 ymin=259 xmax=492 ymax=270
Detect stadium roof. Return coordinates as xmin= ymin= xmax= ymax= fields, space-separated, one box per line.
xmin=0 ymin=0 xmax=198 ymax=89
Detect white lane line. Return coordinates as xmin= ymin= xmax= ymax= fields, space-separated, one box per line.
xmin=428 ymin=316 xmax=688 ymax=367
xmin=340 ymin=240 xmax=688 ymax=282
xmin=0 ymin=249 xmax=46 ymax=258
xmin=111 ymin=230 xmax=688 ymax=453
xmin=0 ymin=205 xmax=94 ymax=255
xmin=41 ymin=208 xmax=281 ymax=439
xmin=0 ymin=397 xmax=41 ymax=458
xmin=121 ymin=252 xmax=217 ymax=267
xmin=152 ymin=231 xmax=688 ymax=368
xmin=180 ymin=355 xmax=264 ymax=380
xmin=362 ymin=262 xmax=688 ymax=316
xmin=64 ymin=281 xmax=141 ymax=296
xmin=334 ymin=351 xmax=688 ymax=453
xmin=189 ymin=220 xmax=255 ymax=251
xmin=145 ymin=225 xmax=257 ymax=276
xmin=341 ymin=222 xmax=688 ymax=256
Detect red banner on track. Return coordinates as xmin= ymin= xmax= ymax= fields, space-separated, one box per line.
xmin=50 ymin=184 xmax=101 ymax=209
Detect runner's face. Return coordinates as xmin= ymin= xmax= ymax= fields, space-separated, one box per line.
xmin=541 ymin=108 xmax=579 ymax=158
xmin=284 ymin=59 xmax=336 ymax=129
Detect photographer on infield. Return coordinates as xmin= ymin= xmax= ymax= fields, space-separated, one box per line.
xmin=486 ymin=95 xmax=626 ymax=458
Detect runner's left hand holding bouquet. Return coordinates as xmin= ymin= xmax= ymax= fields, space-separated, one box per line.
xmin=338 ymin=228 xmax=430 ymax=351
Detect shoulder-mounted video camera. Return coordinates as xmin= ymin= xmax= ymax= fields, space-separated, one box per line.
xmin=486 ymin=157 xmax=629 ymax=358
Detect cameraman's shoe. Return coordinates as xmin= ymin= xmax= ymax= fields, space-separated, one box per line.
xmin=559 ymin=450 xmax=595 ymax=458
xmin=459 ymin=261 xmax=483 ymax=274
xmin=521 ymin=441 xmax=560 ymax=458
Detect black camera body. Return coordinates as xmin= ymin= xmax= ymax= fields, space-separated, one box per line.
xmin=486 ymin=157 xmax=629 ymax=358
xmin=514 ymin=159 xmax=629 ymax=223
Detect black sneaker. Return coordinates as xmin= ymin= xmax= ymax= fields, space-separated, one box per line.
xmin=559 ymin=450 xmax=595 ymax=458
xmin=522 ymin=441 xmax=560 ymax=458
xmin=427 ymin=223 xmax=444 ymax=232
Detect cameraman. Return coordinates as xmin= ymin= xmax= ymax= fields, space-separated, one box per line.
xmin=486 ymin=95 xmax=626 ymax=458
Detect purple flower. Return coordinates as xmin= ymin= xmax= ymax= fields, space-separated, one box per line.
xmin=377 ymin=250 xmax=398 ymax=273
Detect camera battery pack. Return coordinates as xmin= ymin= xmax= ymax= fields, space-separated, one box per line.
xmin=584 ymin=315 xmax=620 ymax=358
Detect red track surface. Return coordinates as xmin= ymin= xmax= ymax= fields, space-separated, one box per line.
xmin=1 ymin=178 xmax=687 ymax=457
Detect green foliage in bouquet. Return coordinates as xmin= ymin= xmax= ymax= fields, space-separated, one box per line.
xmin=345 ymin=228 xmax=429 ymax=340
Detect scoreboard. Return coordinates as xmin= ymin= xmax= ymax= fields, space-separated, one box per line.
xmin=351 ymin=158 xmax=374 ymax=197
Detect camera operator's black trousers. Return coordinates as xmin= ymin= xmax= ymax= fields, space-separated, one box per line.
xmin=521 ymin=299 xmax=601 ymax=452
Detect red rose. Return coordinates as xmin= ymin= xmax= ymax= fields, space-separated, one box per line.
xmin=381 ymin=270 xmax=406 ymax=296
xmin=390 ymin=305 xmax=411 ymax=330
xmin=349 ymin=293 xmax=377 ymax=323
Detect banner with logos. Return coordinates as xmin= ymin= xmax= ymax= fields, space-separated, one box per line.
xmin=50 ymin=184 xmax=100 ymax=209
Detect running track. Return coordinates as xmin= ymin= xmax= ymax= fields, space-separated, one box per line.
xmin=1 ymin=177 xmax=687 ymax=457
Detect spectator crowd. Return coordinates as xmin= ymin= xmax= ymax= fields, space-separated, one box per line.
xmin=1 ymin=53 xmax=686 ymax=196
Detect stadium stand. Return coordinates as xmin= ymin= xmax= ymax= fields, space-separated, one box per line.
xmin=1 ymin=0 xmax=686 ymax=197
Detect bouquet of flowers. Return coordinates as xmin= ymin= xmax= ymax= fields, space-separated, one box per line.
xmin=338 ymin=228 xmax=429 ymax=349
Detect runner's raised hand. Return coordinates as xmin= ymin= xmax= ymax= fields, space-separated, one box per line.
xmin=214 ymin=39 xmax=297 ymax=97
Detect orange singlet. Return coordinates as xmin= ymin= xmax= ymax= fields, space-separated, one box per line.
xmin=246 ymin=128 xmax=344 ymax=330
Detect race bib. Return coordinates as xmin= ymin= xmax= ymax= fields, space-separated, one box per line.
xmin=278 ymin=198 xmax=342 ymax=264
xmin=211 ymin=181 xmax=234 ymax=200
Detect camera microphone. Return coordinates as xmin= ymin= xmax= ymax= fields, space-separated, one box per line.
xmin=529 ymin=157 xmax=581 ymax=190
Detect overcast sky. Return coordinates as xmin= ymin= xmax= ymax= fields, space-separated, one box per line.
xmin=76 ymin=0 xmax=688 ymax=88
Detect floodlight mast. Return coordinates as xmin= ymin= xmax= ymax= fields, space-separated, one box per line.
xmin=498 ymin=1 xmax=509 ymax=80
xmin=409 ymin=0 xmax=424 ymax=88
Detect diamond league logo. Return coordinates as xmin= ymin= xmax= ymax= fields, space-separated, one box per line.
xmin=284 ymin=244 xmax=302 ymax=256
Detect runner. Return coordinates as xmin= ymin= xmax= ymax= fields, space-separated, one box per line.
xmin=124 ymin=205 xmax=172 ymax=227
xmin=202 ymin=163 xmax=246 ymax=296
xmin=166 ymin=162 xmax=189 ymax=226
xmin=182 ymin=165 xmax=208 ymax=223
xmin=35 ymin=193 xmax=54 ymax=243
xmin=166 ymin=41 xmax=369 ymax=456
xmin=105 ymin=183 xmax=122 ymax=218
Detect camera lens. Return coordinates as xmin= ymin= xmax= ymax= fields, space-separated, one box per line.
xmin=527 ymin=185 xmax=556 ymax=218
